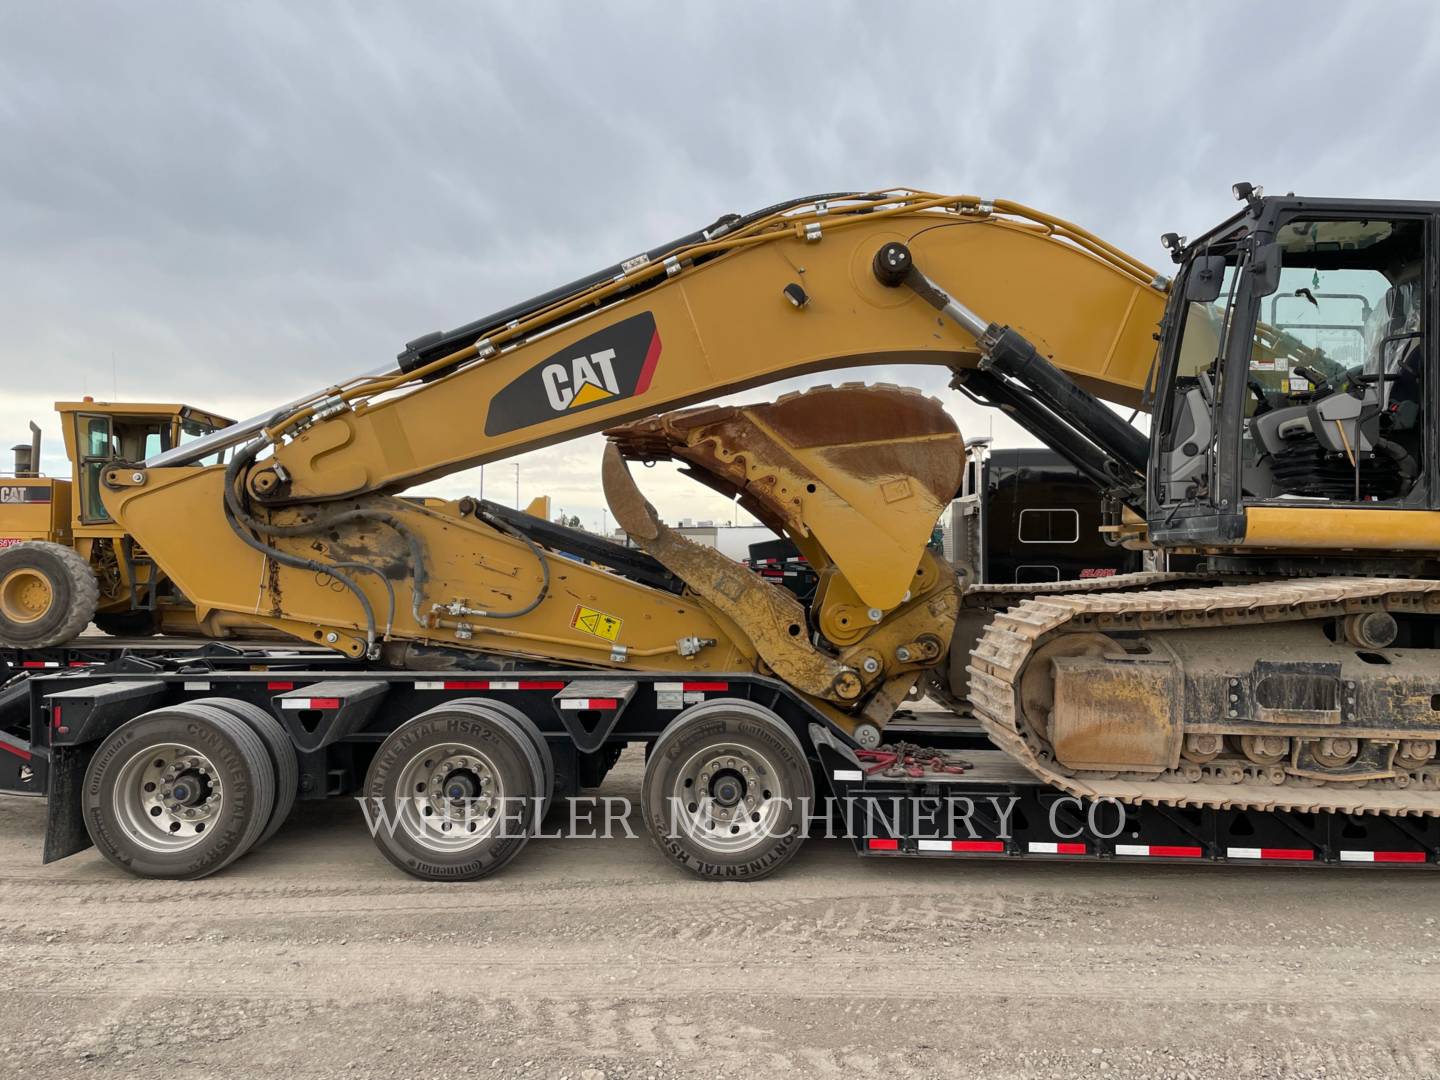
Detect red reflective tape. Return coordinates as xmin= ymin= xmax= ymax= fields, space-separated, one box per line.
xmin=267 ymin=680 xmax=295 ymax=691
xmin=308 ymin=697 xmax=342 ymax=709
xmin=51 ymin=706 xmax=62 ymax=728
xmin=587 ymin=698 xmax=619 ymax=709
xmin=1261 ymin=848 xmax=1314 ymax=861
xmin=1374 ymin=850 xmax=1427 ymax=863
xmin=682 ymin=681 xmax=729 ymax=691
xmin=953 ymin=840 xmax=1005 ymax=853
xmin=442 ymin=680 xmax=491 ymax=690
xmin=867 ymin=838 xmax=899 ymax=851
xmin=634 ymin=328 xmax=663 ymax=395
xmin=22 ymin=661 xmax=45 ymax=668
xmin=1150 ymin=845 xmax=1203 ymax=859
xmin=0 ymin=737 xmax=31 ymax=762
xmin=519 ymin=680 xmax=566 ymax=690
xmin=1056 ymin=842 xmax=1087 ymax=855
xmin=68 ymin=661 xmax=97 ymax=667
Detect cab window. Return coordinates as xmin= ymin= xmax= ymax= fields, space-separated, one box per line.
xmin=1243 ymin=218 xmax=1425 ymax=504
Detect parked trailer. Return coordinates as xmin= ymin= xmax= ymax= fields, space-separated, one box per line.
xmin=2 ymin=640 xmax=1438 ymax=879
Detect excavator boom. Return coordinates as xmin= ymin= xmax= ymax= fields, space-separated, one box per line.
xmin=96 ymin=191 xmax=1165 ymax=737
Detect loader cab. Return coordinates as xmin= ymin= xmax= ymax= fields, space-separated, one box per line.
xmin=1149 ymin=193 xmax=1436 ymax=558
xmin=56 ymin=402 xmax=234 ymax=530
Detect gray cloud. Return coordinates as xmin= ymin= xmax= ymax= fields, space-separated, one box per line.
xmin=4 ymin=1 xmax=1438 ymax=530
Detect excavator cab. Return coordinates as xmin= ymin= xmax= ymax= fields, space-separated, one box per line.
xmin=1150 ymin=193 xmax=1432 ymax=561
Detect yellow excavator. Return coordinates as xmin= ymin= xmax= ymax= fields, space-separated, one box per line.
xmin=11 ymin=185 xmax=1440 ymax=880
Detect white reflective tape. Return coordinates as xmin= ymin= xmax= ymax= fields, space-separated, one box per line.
xmin=916 ymin=839 xmax=951 ymax=852
xmin=1340 ymin=850 xmax=1374 ymax=862
xmin=1227 ymin=847 xmax=1262 ymax=860
xmin=414 ymin=681 xmax=446 ymax=690
xmin=490 ymin=681 xmax=520 ymax=690
xmin=280 ymin=699 xmax=309 ymax=710
xmin=1028 ymin=841 xmax=1059 ymax=854
xmin=654 ymin=682 xmax=683 ymax=692
xmin=831 ymin=769 xmax=863 ymax=782
xmin=183 ymin=681 xmax=210 ymax=691
xmin=1115 ymin=844 xmax=1148 ymax=857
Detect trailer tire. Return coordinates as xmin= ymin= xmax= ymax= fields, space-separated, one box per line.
xmin=82 ymin=703 xmax=276 ymax=879
xmin=642 ymin=699 xmax=814 ymax=881
xmin=452 ymin=697 xmax=555 ymax=810
xmin=192 ymin=697 xmax=299 ymax=849
xmin=0 ymin=541 xmax=99 ymax=648
xmin=362 ymin=704 xmax=541 ymax=881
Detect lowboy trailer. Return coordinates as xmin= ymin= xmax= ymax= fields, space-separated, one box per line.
xmin=3 ymin=638 xmax=1437 ymax=880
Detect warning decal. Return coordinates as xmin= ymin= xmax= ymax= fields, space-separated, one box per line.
xmin=570 ymin=605 xmax=623 ymax=642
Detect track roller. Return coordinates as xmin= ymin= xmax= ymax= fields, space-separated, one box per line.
xmin=641 ymin=699 xmax=814 ymax=880
xmin=362 ymin=701 xmax=543 ymax=881
xmin=82 ymin=703 xmax=276 ymax=879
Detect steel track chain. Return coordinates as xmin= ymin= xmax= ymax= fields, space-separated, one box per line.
xmin=966 ymin=577 xmax=1440 ymax=817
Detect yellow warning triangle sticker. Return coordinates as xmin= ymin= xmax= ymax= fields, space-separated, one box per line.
xmin=569 ymin=381 xmax=614 ymax=407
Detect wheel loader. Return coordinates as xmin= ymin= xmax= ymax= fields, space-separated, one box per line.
xmin=0 ymin=399 xmax=233 ymax=644
xmin=11 ymin=184 xmax=1440 ymax=881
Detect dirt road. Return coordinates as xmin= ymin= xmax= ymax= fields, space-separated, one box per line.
xmin=1 ymin=746 xmax=1438 ymax=1080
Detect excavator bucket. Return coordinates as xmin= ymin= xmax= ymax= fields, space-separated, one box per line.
xmin=604 ymin=384 xmax=964 ymax=612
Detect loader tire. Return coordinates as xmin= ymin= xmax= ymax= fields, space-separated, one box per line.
xmin=191 ymin=696 xmax=299 ymax=850
xmin=641 ymin=699 xmax=814 ymax=881
xmin=0 ymin=541 xmax=99 ymax=648
xmin=82 ymin=703 xmax=276 ymax=879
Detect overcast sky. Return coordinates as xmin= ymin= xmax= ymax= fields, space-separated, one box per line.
xmin=4 ymin=2 xmax=1438 ymax=532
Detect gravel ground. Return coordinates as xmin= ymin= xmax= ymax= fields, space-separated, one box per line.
xmin=1 ymin=745 xmax=1438 ymax=1080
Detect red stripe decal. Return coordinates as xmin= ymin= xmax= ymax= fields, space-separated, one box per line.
xmin=308 ymin=697 xmax=342 ymax=709
xmin=442 ymin=680 xmax=491 ymax=690
xmin=267 ymin=680 xmax=295 ymax=691
xmin=1374 ymin=850 xmax=1427 ymax=863
xmin=519 ymin=680 xmax=566 ymax=690
xmin=634 ymin=328 xmax=663 ymax=396
xmin=682 ymin=681 xmax=729 ymax=691
xmin=867 ymin=838 xmax=899 ymax=851
xmin=0 ymin=738 xmax=31 ymax=762
xmin=1150 ymin=845 xmax=1203 ymax=858
xmin=953 ymin=840 xmax=1005 ymax=853
xmin=1261 ymin=848 xmax=1314 ymax=861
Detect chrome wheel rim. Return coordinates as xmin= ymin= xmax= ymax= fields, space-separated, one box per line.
xmin=112 ymin=742 xmax=222 ymax=853
xmin=395 ymin=744 xmax=507 ymax=853
xmin=670 ymin=740 xmax=788 ymax=856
